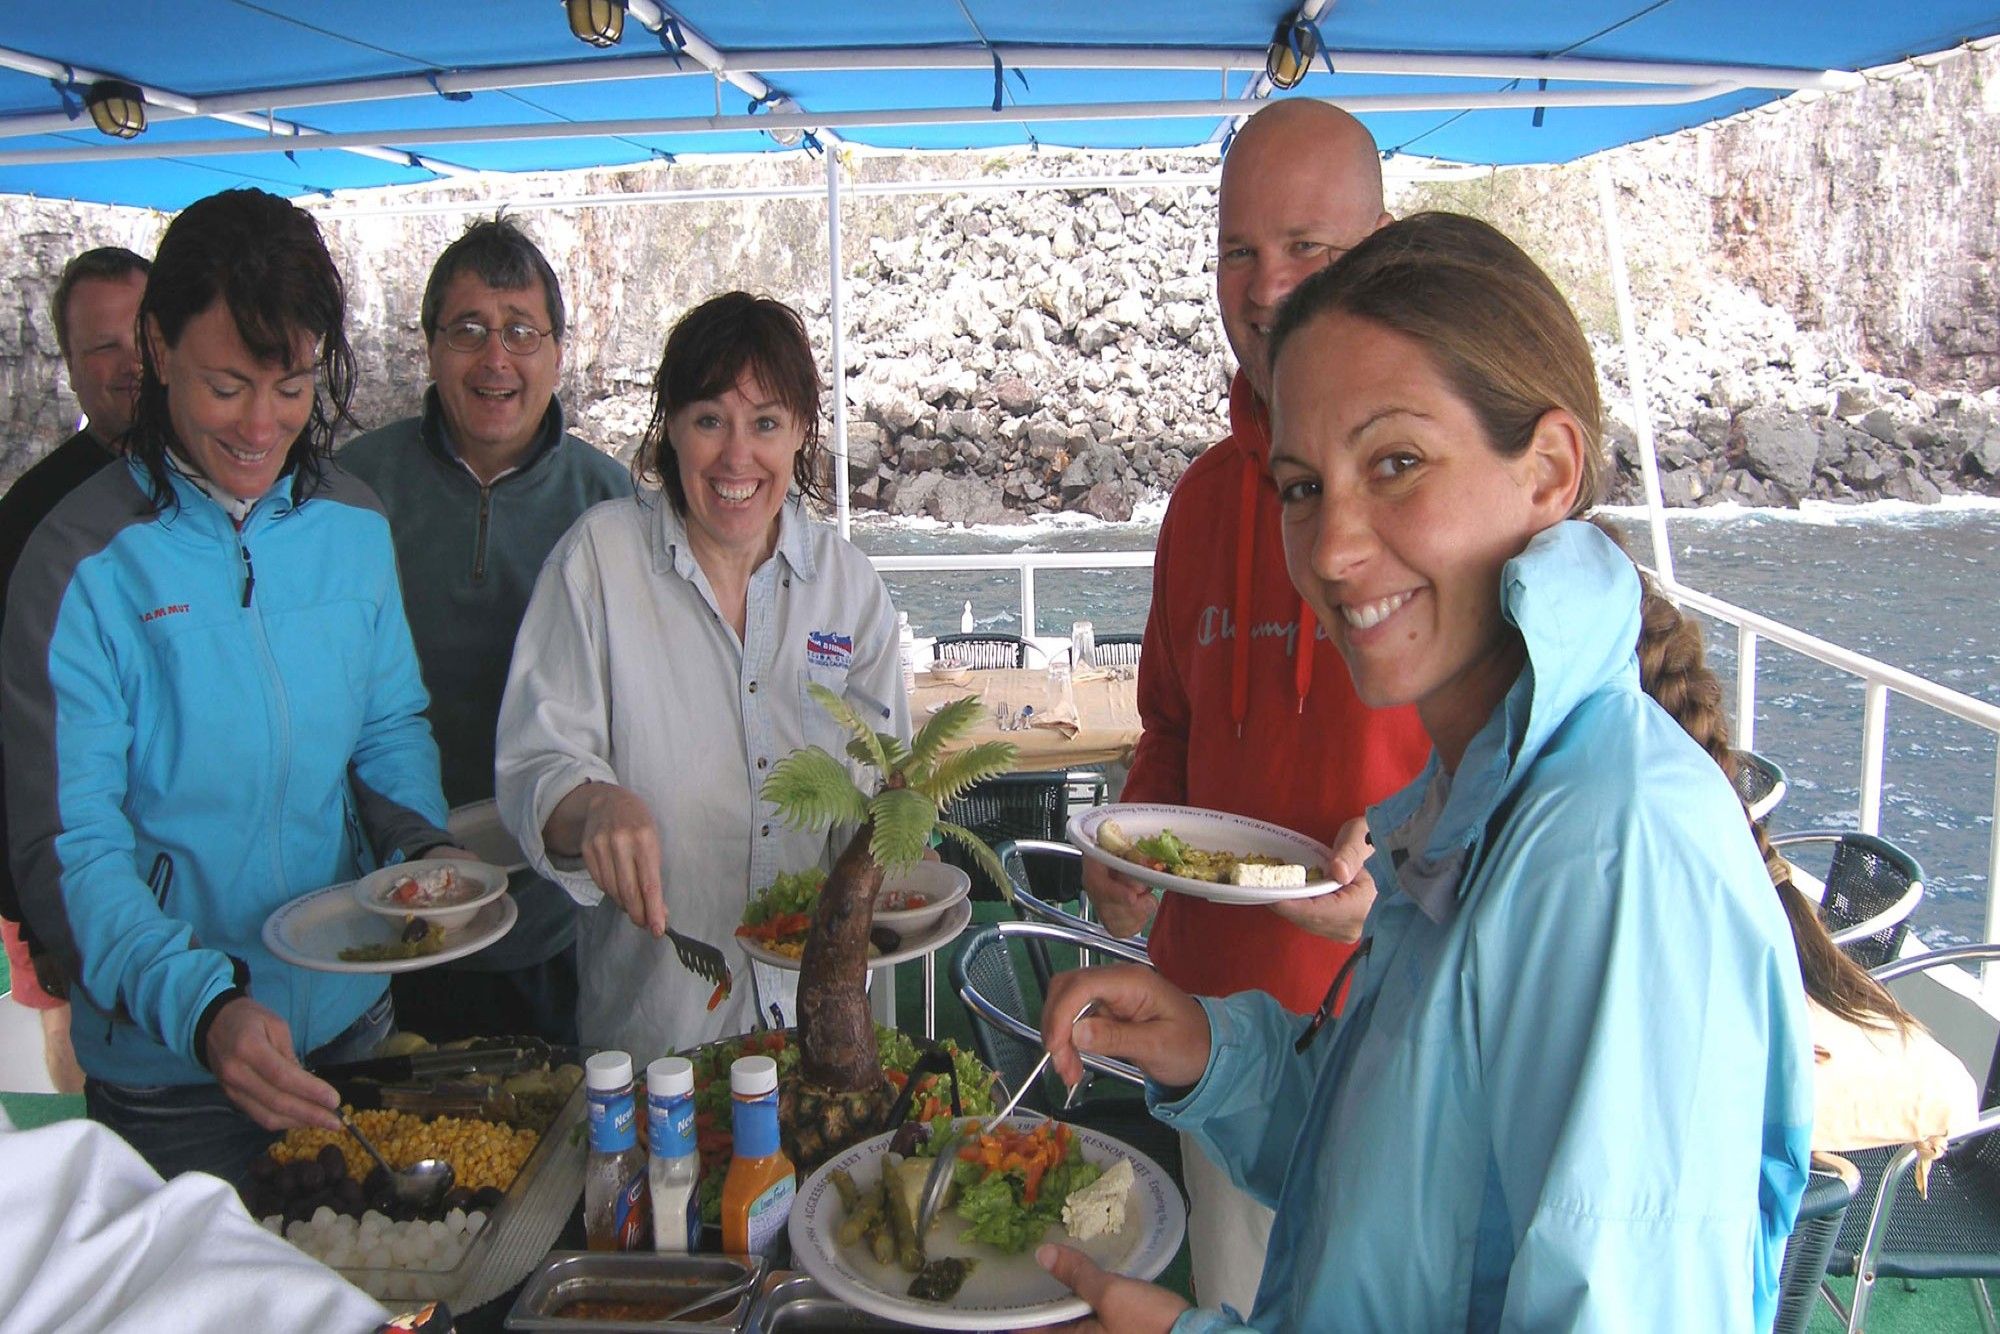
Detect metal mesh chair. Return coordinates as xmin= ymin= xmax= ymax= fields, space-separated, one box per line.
xmin=1085 ymin=634 xmax=1144 ymax=668
xmin=931 ymin=632 xmax=1041 ymax=669
xmin=1732 ymin=749 xmax=1790 ymax=823
xmin=1775 ymin=1155 xmax=1860 ymax=1333
xmin=940 ymin=772 xmax=1106 ymax=900
xmin=1820 ymin=943 xmax=2000 ymax=1332
xmin=995 ymin=839 xmax=1137 ymax=995
xmin=951 ymin=919 xmax=1182 ymax=1192
xmin=1773 ymin=830 xmax=1924 ymax=970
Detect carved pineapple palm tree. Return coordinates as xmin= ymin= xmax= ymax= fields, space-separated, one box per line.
xmin=758 ymin=688 xmax=1015 ymax=1167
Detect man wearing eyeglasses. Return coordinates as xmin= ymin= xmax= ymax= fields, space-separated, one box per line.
xmin=339 ymin=217 xmax=631 ymax=1046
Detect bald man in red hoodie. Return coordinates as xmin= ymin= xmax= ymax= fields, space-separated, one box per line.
xmin=1081 ymin=99 xmax=1432 ymax=1313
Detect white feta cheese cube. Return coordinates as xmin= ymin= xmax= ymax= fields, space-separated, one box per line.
xmin=1229 ymin=861 xmax=1307 ymax=887
xmin=1063 ymin=1157 xmax=1135 ymax=1242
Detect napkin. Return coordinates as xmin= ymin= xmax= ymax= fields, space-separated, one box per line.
xmin=1033 ymin=677 xmax=1080 ymax=737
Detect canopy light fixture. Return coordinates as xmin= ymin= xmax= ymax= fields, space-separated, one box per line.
xmin=1265 ymin=14 xmax=1321 ymax=91
xmin=84 ymin=79 xmax=147 ymax=138
xmin=565 ymin=0 xmax=627 ymax=48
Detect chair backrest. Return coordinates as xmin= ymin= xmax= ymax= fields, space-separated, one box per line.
xmin=1731 ymin=749 xmax=1789 ymax=823
xmin=1772 ymin=1157 xmax=1858 ymax=1334
xmin=941 ymin=772 xmax=1104 ymax=899
xmin=996 ymin=838 xmax=1123 ymax=995
xmin=1818 ymin=833 xmax=1924 ymax=970
xmin=1085 ymin=634 xmax=1143 ymax=668
xmin=931 ymin=632 xmax=1036 ymax=669
xmin=951 ymin=921 xmax=1149 ymax=1112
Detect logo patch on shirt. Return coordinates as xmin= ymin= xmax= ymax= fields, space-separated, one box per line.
xmin=806 ymin=630 xmax=853 ymax=669
xmin=140 ymin=603 xmax=191 ymax=624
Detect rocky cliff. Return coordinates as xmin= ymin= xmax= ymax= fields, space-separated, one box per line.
xmin=3 ymin=42 xmax=1995 ymax=517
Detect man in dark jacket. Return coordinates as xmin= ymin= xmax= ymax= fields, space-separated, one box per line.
xmin=340 ymin=219 xmax=631 ymax=1045
xmin=1 ymin=245 xmax=150 ymax=1094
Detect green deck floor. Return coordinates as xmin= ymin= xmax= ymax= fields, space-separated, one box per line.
xmin=7 ymin=918 xmax=1989 ymax=1328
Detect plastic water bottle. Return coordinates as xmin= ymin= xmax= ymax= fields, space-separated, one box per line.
xmin=647 ymin=1056 xmax=701 ymax=1253
xmin=721 ymin=1054 xmax=796 ymax=1258
xmin=898 ymin=611 xmax=917 ymax=695
xmin=583 ymin=1050 xmax=651 ymax=1251
xmin=1071 ymin=619 xmax=1095 ymax=670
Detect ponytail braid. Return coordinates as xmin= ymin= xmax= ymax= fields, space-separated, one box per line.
xmin=1595 ymin=519 xmax=1912 ymax=1031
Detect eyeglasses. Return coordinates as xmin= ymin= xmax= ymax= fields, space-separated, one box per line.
xmin=439 ymin=319 xmax=553 ymax=356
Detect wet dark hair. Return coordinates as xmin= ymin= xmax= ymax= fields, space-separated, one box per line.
xmin=638 ymin=292 xmax=827 ymax=514
xmin=127 ymin=188 xmax=355 ymax=512
xmin=51 ymin=246 xmax=150 ymax=361
xmin=1270 ymin=211 xmax=1909 ymax=1032
xmin=420 ymin=216 xmax=565 ymax=342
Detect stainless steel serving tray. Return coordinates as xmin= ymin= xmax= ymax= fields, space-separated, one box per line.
xmin=334 ymin=1080 xmax=587 ymax=1311
xmin=744 ymin=1275 xmax=932 ymax=1332
xmin=505 ymin=1251 xmax=765 ymax=1331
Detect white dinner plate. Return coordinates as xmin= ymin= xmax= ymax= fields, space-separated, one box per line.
xmin=789 ymin=1116 xmax=1185 ymax=1330
xmin=735 ymin=899 xmax=973 ymax=973
xmin=446 ymin=800 xmax=527 ymax=872
xmin=1068 ymin=802 xmax=1338 ymax=905
xmin=262 ymin=882 xmax=518 ymax=974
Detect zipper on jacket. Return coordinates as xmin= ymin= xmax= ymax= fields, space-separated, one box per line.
xmin=472 ymin=483 xmax=492 ymax=584
xmin=239 ymin=540 xmax=256 ymax=607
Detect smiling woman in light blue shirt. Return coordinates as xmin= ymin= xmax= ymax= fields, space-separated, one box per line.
xmin=496 ymin=293 xmax=907 ymax=1063
xmin=1035 ymin=216 xmax=1832 ymax=1333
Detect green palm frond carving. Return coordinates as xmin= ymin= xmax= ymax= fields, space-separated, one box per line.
xmin=937 ymin=820 xmax=1012 ymax=902
xmin=758 ymin=686 xmax=1018 ymax=875
xmin=761 ymin=747 xmax=869 ymax=831
xmin=808 ymin=682 xmax=888 ymax=774
xmin=866 ymin=786 xmax=934 ymax=868
xmin=914 ymin=742 xmax=1018 ymax=808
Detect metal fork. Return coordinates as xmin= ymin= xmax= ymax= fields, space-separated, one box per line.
xmin=665 ymin=926 xmax=733 ymax=991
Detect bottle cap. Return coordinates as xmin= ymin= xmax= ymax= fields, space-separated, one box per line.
xmin=730 ymin=1053 xmax=779 ymax=1096
xmin=647 ymin=1055 xmax=694 ymax=1098
xmin=585 ymin=1049 xmax=634 ymax=1091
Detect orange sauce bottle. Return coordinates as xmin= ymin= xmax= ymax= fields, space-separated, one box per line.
xmin=721 ymin=1054 xmax=796 ymax=1256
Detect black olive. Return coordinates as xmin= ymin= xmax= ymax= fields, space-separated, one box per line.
xmin=870 ymin=925 xmax=902 ymax=954
xmin=442 ymin=1186 xmax=475 ymax=1213
xmin=400 ymin=916 xmax=430 ymax=943
xmin=363 ymin=1165 xmax=396 ymax=1212
xmin=334 ymin=1178 xmax=366 ymax=1214
xmin=317 ymin=1144 xmax=348 ymax=1180
xmin=472 ymin=1185 xmax=505 ymax=1210
xmin=295 ymin=1161 xmax=325 ymax=1193
xmin=245 ymin=1186 xmax=280 ymax=1220
xmin=248 ymin=1153 xmax=281 ymax=1183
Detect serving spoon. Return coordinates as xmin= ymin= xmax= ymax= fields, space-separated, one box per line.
xmin=913 ymin=999 xmax=1098 ymax=1239
xmin=338 ymin=1107 xmax=456 ymax=1214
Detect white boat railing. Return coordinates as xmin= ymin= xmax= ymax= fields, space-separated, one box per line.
xmin=867 ymin=548 xmax=2000 ymax=995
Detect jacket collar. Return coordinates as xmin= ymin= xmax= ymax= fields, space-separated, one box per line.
xmin=418 ymin=385 xmax=567 ymax=481
xmin=1221 ymin=369 xmax=1272 ymax=467
xmin=143 ymin=453 xmax=299 ymax=536
xmin=1369 ymin=521 xmax=1642 ymax=922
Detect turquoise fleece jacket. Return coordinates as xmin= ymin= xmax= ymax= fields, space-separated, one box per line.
xmin=3 ymin=458 xmax=450 ymax=1087
xmin=1156 ymin=521 xmax=1813 ymax=1333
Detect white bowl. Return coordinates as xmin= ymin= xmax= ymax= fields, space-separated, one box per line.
xmin=873 ymin=862 xmax=971 ymax=937
xmin=925 ymin=665 xmax=972 ymax=686
xmin=350 ymin=858 xmax=509 ymax=932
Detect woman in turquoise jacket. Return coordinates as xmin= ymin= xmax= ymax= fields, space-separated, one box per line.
xmin=3 ymin=190 xmax=455 ymax=1186
xmin=1039 ymin=215 xmax=1832 ymax=1331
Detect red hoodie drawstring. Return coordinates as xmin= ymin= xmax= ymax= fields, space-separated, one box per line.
xmin=1230 ymin=428 xmax=1320 ymax=734
xmin=1230 ymin=450 xmax=1258 ymax=736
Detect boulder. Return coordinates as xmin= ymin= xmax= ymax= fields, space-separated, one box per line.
xmin=884 ymin=471 xmax=944 ymax=517
xmin=926 ymin=477 xmax=1010 ymax=526
xmin=1961 ymin=426 xmax=2000 ymax=478
xmin=992 ymin=376 xmax=1037 ymax=416
xmin=1729 ymin=407 xmax=1818 ymax=499
xmin=1882 ymin=467 xmax=1943 ymax=504
xmin=1080 ymin=478 xmax=1139 ymax=522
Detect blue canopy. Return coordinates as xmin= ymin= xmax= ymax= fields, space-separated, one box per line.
xmin=0 ymin=2 xmax=1994 ymax=209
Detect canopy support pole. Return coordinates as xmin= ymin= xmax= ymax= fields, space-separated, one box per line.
xmin=1593 ymin=158 xmax=1673 ymax=583
xmin=827 ymin=149 xmax=851 ymax=540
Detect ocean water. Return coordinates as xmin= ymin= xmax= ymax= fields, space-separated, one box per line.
xmin=852 ymin=500 xmax=2000 ymax=950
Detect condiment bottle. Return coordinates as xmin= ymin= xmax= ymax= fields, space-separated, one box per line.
xmin=647 ymin=1055 xmax=701 ymax=1253
xmin=897 ymin=611 xmax=917 ymax=695
xmin=583 ymin=1050 xmax=651 ymax=1251
xmin=721 ymin=1054 xmax=796 ymax=1257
